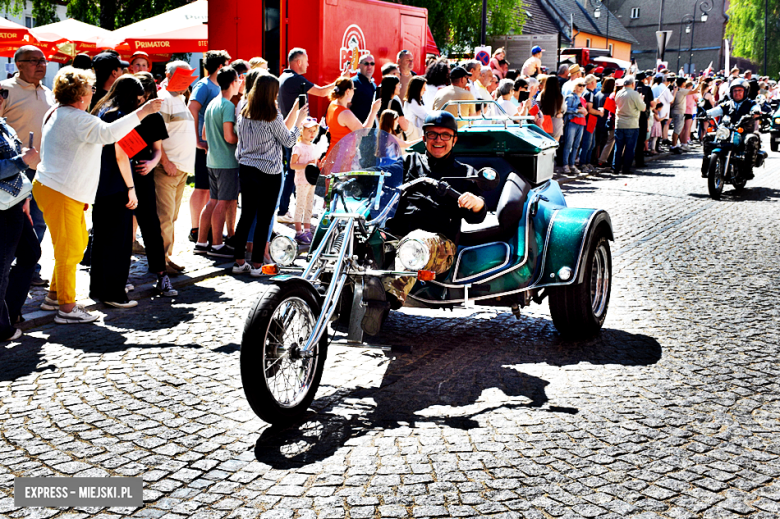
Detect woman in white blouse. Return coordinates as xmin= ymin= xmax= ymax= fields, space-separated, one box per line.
xmin=32 ymin=66 xmax=161 ymax=325
xmin=402 ymin=76 xmax=429 ymax=140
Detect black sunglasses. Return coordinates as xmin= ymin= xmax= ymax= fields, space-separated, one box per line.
xmin=424 ymin=130 xmax=454 ymax=141
xmin=361 ymin=61 xmax=375 ymax=66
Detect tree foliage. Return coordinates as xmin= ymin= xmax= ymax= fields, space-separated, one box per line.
xmin=725 ymin=0 xmax=780 ymax=74
xmin=401 ymin=0 xmax=527 ymax=54
xmin=0 ymin=0 xmax=189 ymax=30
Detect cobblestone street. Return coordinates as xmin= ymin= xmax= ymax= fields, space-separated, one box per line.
xmin=1 ymin=143 xmax=780 ymax=519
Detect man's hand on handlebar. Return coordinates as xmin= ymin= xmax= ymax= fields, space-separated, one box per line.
xmin=458 ymin=192 xmax=485 ymax=213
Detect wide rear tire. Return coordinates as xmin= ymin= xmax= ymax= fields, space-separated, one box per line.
xmin=707 ymin=152 xmax=724 ymax=200
xmin=549 ymin=230 xmax=612 ymax=339
xmin=241 ymin=284 xmax=328 ymax=425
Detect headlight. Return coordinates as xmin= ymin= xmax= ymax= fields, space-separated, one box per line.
xmin=715 ymin=126 xmax=730 ymax=140
xmin=269 ymin=235 xmax=297 ymax=266
xmin=397 ymin=239 xmax=430 ymax=271
xmin=774 ymin=117 xmax=780 ymax=125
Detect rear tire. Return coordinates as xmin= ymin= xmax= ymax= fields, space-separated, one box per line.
xmin=707 ymin=152 xmax=724 ymax=200
xmin=549 ymin=230 xmax=612 ymax=339
xmin=241 ymin=284 xmax=328 ymax=425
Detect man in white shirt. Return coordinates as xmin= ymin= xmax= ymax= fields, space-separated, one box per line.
xmin=155 ymin=61 xmax=198 ymax=272
xmin=472 ymin=66 xmax=493 ymax=101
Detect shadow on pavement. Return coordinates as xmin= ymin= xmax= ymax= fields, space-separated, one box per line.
xmin=0 ymin=282 xmax=227 ymax=382
xmin=689 ymin=185 xmax=780 ymax=202
xmin=253 ymin=312 xmax=662 ymax=469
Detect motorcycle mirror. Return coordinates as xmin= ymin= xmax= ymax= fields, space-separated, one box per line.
xmin=722 ymin=115 xmax=731 ymax=125
xmin=474 ymin=167 xmax=500 ymax=192
xmin=750 ymin=105 xmax=763 ymax=115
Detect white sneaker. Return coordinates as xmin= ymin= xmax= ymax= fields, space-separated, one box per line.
xmin=40 ymin=295 xmax=59 ymax=311
xmin=681 ymin=144 xmax=690 ymax=152
xmin=3 ymin=328 xmax=22 ymax=341
xmin=232 ymin=262 xmax=251 ymax=275
xmin=104 ymin=300 xmax=138 ymax=309
xmin=250 ymin=265 xmax=266 ymax=277
xmin=562 ymin=165 xmax=571 ymax=174
xmin=276 ymin=212 xmax=294 ymax=224
xmin=54 ymin=305 xmax=99 ymax=324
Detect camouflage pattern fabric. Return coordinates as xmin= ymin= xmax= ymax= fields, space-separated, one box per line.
xmin=384 ymin=230 xmax=456 ymax=304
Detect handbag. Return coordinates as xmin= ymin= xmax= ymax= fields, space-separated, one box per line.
xmin=0 ymin=171 xmax=32 ymax=211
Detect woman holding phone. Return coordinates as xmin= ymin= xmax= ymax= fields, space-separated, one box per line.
xmin=324 ymin=78 xmax=381 ymax=158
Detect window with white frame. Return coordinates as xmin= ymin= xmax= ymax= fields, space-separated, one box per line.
xmin=586 ymin=38 xmax=591 ymax=47
xmin=24 ymin=16 xmax=34 ymax=28
xmin=631 ymin=8 xmax=640 ymax=18
xmin=608 ymin=43 xmax=614 ymax=54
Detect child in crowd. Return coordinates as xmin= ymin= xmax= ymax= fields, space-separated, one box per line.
xmin=649 ymin=102 xmax=664 ymax=155
xmin=290 ymin=117 xmax=321 ymax=244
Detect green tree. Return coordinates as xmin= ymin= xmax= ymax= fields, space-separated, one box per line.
xmin=725 ymin=0 xmax=780 ymax=74
xmin=402 ymin=0 xmax=526 ymax=54
xmin=0 ymin=0 xmax=190 ymax=30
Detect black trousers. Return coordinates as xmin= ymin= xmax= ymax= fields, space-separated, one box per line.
xmin=0 ymin=202 xmax=41 ymax=338
xmin=635 ymin=113 xmax=648 ymax=167
xmin=234 ymin=165 xmax=282 ymax=264
xmin=90 ymin=191 xmax=133 ymax=303
xmin=133 ymin=170 xmax=165 ymax=273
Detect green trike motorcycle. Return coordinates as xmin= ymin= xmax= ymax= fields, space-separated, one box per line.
xmin=241 ymin=125 xmax=614 ymax=425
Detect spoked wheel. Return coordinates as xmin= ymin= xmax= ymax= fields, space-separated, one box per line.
xmin=241 ymin=284 xmax=328 ymax=425
xmin=549 ymin=230 xmax=612 ymax=339
xmin=707 ymin=153 xmax=724 ymax=200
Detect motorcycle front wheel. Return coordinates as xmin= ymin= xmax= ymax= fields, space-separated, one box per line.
xmin=707 ymin=153 xmax=724 ymax=200
xmin=241 ymin=284 xmax=328 ymax=425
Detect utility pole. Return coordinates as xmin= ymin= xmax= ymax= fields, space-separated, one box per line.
xmin=764 ymin=0 xmax=768 ymax=75
xmin=481 ymin=0 xmax=487 ymax=46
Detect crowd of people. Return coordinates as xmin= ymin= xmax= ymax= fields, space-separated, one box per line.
xmin=1 ymin=39 xmax=777 ymax=340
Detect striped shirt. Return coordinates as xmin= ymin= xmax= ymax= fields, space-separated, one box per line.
xmin=235 ymin=111 xmax=299 ymax=174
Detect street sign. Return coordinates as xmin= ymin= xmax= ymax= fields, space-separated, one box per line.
xmin=656 ymin=30 xmax=672 ymax=61
xmin=475 ymin=45 xmax=491 ymax=65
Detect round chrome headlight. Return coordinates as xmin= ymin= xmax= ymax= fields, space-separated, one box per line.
xmin=269 ymin=235 xmax=297 ymax=266
xmin=774 ymin=117 xmax=780 ymax=125
xmin=397 ymin=239 xmax=430 ymax=271
xmin=715 ymin=126 xmax=730 ymax=140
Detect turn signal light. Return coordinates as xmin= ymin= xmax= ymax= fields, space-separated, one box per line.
xmin=262 ymin=264 xmax=279 ymax=275
xmin=417 ymin=270 xmax=435 ymax=281
xmin=737 ymin=127 xmax=744 ymax=133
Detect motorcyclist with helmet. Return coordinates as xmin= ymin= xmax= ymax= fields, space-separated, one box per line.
xmin=703 ymin=78 xmax=763 ymax=179
xmin=361 ymin=111 xmax=487 ymax=335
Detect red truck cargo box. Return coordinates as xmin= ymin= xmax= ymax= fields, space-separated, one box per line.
xmin=209 ymin=0 xmax=429 ymax=118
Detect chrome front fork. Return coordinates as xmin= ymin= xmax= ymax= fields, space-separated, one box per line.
xmin=300 ymin=217 xmax=355 ymax=355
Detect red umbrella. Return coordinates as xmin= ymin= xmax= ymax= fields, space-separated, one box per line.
xmin=426 ymin=25 xmax=440 ymax=56
xmin=101 ymin=0 xmax=207 ymax=59
xmin=0 ymin=17 xmax=38 ymax=58
xmin=31 ymin=18 xmax=114 ymax=59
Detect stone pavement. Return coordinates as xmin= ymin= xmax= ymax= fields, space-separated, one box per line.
xmin=2 ymin=139 xmax=780 ymax=518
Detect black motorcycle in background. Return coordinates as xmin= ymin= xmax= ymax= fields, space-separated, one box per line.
xmin=700 ymin=107 xmax=767 ymax=200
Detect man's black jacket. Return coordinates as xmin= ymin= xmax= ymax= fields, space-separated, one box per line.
xmin=386 ymin=152 xmax=487 ymax=243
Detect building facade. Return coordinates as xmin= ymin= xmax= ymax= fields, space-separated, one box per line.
xmin=608 ymin=0 xmax=729 ymax=73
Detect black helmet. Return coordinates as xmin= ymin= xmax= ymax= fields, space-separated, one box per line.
xmin=730 ymin=78 xmax=749 ymax=96
xmin=422 ymin=110 xmax=458 ymax=134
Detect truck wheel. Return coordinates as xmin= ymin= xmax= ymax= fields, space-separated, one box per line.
xmin=707 ymin=153 xmax=724 ymax=200
xmin=549 ymin=230 xmax=611 ymax=339
xmin=241 ymin=284 xmax=328 ymax=425
xmin=771 ymin=139 xmax=778 ymax=152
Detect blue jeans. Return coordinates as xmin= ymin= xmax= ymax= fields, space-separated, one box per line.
xmin=26 ymin=169 xmax=46 ymax=274
xmin=0 ymin=202 xmax=41 ymax=338
xmin=613 ymin=128 xmax=640 ymax=173
xmin=578 ymin=129 xmax=596 ymax=166
xmin=278 ymin=147 xmax=296 ymax=215
xmin=562 ymin=121 xmax=585 ymax=166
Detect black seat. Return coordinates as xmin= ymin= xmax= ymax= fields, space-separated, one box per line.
xmin=459 ymin=173 xmax=531 ymax=246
